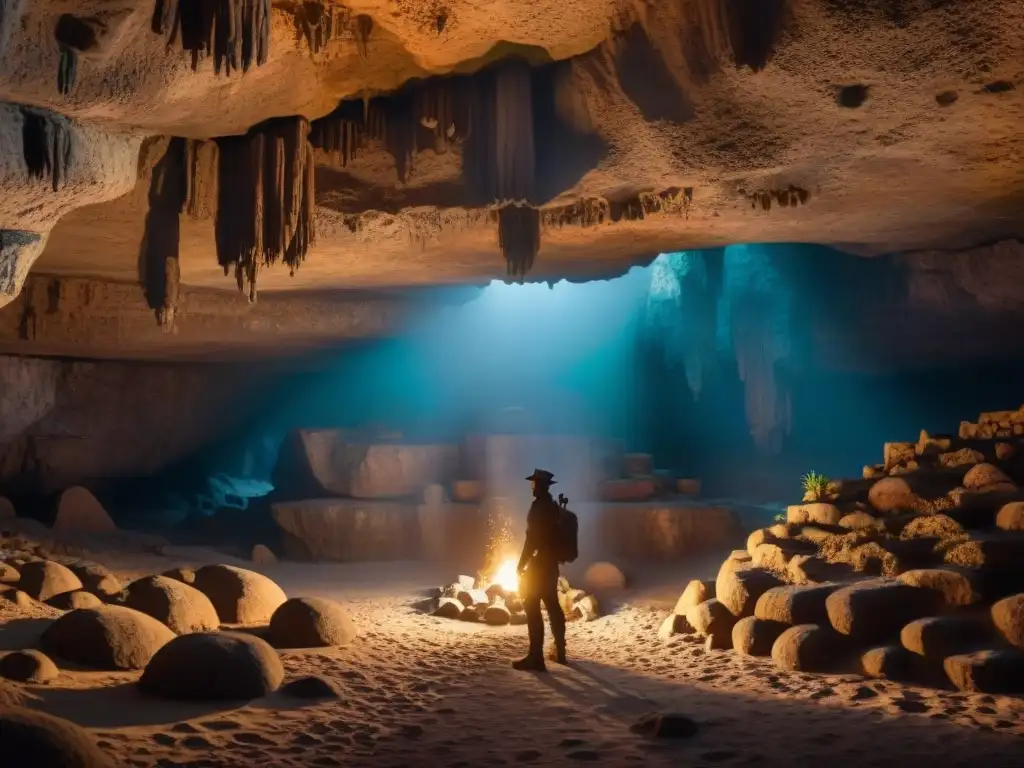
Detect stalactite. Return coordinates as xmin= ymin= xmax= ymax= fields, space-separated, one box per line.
xmin=731 ymin=296 xmax=790 ymax=454
xmin=20 ymin=109 xmax=72 ymax=192
xmin=57 ymin=47 xmax=76 ymax=96
xmin=296 ymin=1 xmax=342 ymax=55
xmin=498 ymin=203 xmax=540 ymax=282
xmin=184 ymin=138 xmax=219 ymax=219
xmin=153 ymin=0 xmax=270 ymax=75
xmin=214 ymin=117 xmax=315 ymax=302
xmin=141 ymin=138 xmax=187 ymax=330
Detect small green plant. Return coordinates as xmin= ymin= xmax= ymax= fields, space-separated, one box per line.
xmin=773 ymin=513 xmax=786 ymax=523
xmin=801 ymin=471 xmax=831 ymax=500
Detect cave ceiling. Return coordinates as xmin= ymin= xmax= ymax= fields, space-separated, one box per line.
xmin=0 ymin=0 xmax=1021 ymax=349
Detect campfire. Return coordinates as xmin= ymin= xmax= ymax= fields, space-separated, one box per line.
xmin=424 ymin=498 xmax=599 ymax=625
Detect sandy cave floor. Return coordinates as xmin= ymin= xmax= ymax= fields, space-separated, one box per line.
xmin=2 ymin=554 xmax=1022 ymax=768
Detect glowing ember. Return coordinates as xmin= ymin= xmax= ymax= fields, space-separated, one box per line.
xmin=491 ymin=558 xmax=520 ymax=594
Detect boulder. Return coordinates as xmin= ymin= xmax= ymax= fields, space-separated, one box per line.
xmin=755 ymin=583 xmax=842 ymax=626
xmin=459 ymin=605 xmax=480 ymax=622
xmin=685 ymin=598 xmax=736 ymax=638
xmin=884 ymin=442 xmax=916 ymax=472
xmin=860 ymin=644 xmax=915 ymax=680
xmin=281 ymin=674 xmax=343 ymax=699
xmin=483 ymin=604 xmax=512 ymax=626
xmin=598 ymin=478 xmax=656 ymax=501
xmin=897 ymin=568 xmax=979 ymax=608
xmin=772 ymin=624 xmax=845 ymax=672
xmin=786 ymin=503 xmax=842 ymax=526
xmin=251 ymin=544 xmax=277 ymax=567
xmin=274 ymin=430 xmax=458 ymax=498
xmin=716 ymin=551 xmax=753 ymax=583
xmin=1 ymin=588 xmax=38 ymax=609
xmin=0 ymin=649 xmax=59 ymax=684
xmin=0 ymin=496 xmax=15 ymax=519
xmin=0 ymin=562 xmax=20 ymax=584
xmin=630 ymin=712 xmax=699 ymax=739
xmin=269 ymin=597 xmax=357 ymax=648
xmin=658 ymin=613 xmax=694 ymax=640
xmin=752 ymin=541 xmax=815 ymax=575
xmin=899 ymin=514 xmax=966 ymax=542
xmin=868 ymin=477 xmax=916 ymax=514
xmin=963 ymin=463 xmax=1012 ymax=490
xmin=63 ymin=561 xmax=121 ymax=599
xmin=826 ymin=580 xmax=942 ymax=644
xmin=123 ymin=576 xmax=220 ymax=635
xmin=0 ymin=707 xmax=115 ymax=767
xmin=746 ymin=528 xmax=777 ymax=557
xmin=732 ymin=616 xmax=787 ymax=656
xmin=46 ymin=590 xmax=103 ymax=610
xmin=787 ymin=555 xmax=853 ymax=585
xmin=41 ymin=605 xmax=175 ymax=670
xmin=622 ymin=453 xmax=654 ymax=477
xmin=943 ymin=650 xmax=1024 ymax=694
xmin=192 ymin=564 xmax=287 ymax=624
xmin=938 ymin=448 xmax=985 ymax=468
xmin=16 ymin=560 xmax=82 ymax=602
xmin=582 ymin=562 xmax=626 ymax=592
xmin=839 ymin=511 xmax=877 ymax=530
xmin=996 ymin=502 xmax=1024 ymax=531
xmin=52 ymin=487 xmax=116 ymax=534
xmin=900 ymin=615 xmax=993 ymax=659
xmin=673 ymin=579 xmax=714 ymax=616
xmin=716 ymin=565 xmax=783 ymax=618
xmin=991 ymin=594 xmax=1024 ymax=649
xmin=139 ymin=631 xmax=284 ymax=700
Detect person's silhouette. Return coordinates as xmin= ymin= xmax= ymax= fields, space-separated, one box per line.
xmin=513 ymin=468 xmax=567 ymax=672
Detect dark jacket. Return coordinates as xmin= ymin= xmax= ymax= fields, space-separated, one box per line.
xmin=517 ymin=491 xmax=561 ymax=580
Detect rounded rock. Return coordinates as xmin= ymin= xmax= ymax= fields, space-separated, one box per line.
xmin=754 ymin=583 xmax=842 ymax=626
xmin=868 ymin=477 xmax=916 ymax=514
xmin=162 ymin=567 xmax=196 ymax=585
xmin=996 ymin=502 xmax=1024 ymax=532
xmin=16 ymin=560 xmax=83 ymax=602
xmin=716 ymin=564 xmax=783 ymax=618
xmin=0 ymin=706 xmax=115 ymax=767
xmin=52 ymin=486 xmax=116 ymax=534
xmin=860 ymin=644 xmax=915 ymax=680
xmin=483 ymin=604 xmax=512 ymax=626
xmin=825 ymin=579 xmax=942 ymax=644
xmin=192 ymin=564 xmax=288 ymax=624
xmin=944 ymin=650 xmax=1024 ymax=694
xmin=991 ymin=593 xmax=1024 ymax=649
xmin=45 ymin=589 xmax=103 ymax=611
xmin=0 ymin=649 xmax=59 ymax=684
xmin=673 ymin=579 xmax=714 ymax=616
xmin=269 ymin=597 xmax=357 ymax=648
xmin=897 ymin=568 xmax=979 ymax=608
xmin=41 ymin=604 xmax=175 ymax=670
xmin=900 ymin=615 xmax=992 ymax=659
xmin=0 ymin=562 xmax=20 ymax=585
xmin=64 ymin=562 xmax=122 ymax=600
xmin=772 ymin=624 xmax=845 ymax=673
xmin=963 ymin=463 xmax=1012 ymax=490
xmin=732 ymin=616 xmax=787 ymax=657
xmin=582 ymin=561 xmax=626 ymax=592
xmin=685 ymin=598 xmax=736 ymax=638
xmin=139 ymin=631 xmax=284 ymax=701
xmin=281 ymin=674 xmax=342 ymax=699
xmin=123 ymin=575 xmax=221 ymax=635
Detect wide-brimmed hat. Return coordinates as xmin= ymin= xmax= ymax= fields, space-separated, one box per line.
xmin=525 ymin=469 xmax=557 ymax=485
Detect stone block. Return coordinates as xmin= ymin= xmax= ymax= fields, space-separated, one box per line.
xmin=826 ymin=579 xmax=942 ymax=644
xmin=673 ymin=579 xmax=714 ymax=617
xmin=272 ymin=499 xmax=422 ymax=562
xmin=596 ymin=502 xmax=742 ymax=560
xmin=732 ymin=616 xmax=787 ymax=656
xmin=786 ymin=503 xmax=842 ymax=526
xmin=755 ymin=583 xmax=842 ymax=626
xmin=944 ymin=650 xmax=1024 ymax=694
xmin=772 ymin=624 xmax=846 ymax=673
xmin=685 ymin=598 xmax=736 ymax=638
xmin=884 ymin=442 xmax=916 ymax=472
xmin=897 ymin=567 xmax=979 ymax=608
xmin=900 ymin=615 xmax=993 ymax=659
xmin=991 ymin=594 xmax=1024 ymax=649
xmin=716 ymin=564 xmax=783 ymax=618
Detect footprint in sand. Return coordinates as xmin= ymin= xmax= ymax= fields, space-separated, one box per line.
xmin=182 ymin=736 xmax=215 ymax=749
xmin=170 ymin=723 xmax=203 ymax=734
xmin=849 ymin=686 xmax=878 ymax=701
xmin=152 ymin=733 xmax=177 ymax=746
xmin=234 ymin=732 xmax=276 ymax=746
xmin=199 ymin=720 xmax=240 ymax=731
xmin=516 ymin=750 xmax=542 ymax=762
xmin=291 ymin=733 xmax=322 ymax=746
xmin=893 ymin=699 xmax=930 ymax=714
xmin=810 ymin=687 xmax=836 ymax=700
xmin=399 ymin=724 xmax=424 ymax=740
xmin=567 ymin=750 xmax=601 ymax=761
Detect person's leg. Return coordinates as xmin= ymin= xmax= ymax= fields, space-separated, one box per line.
xmin=542 ymin=580 xmax=567 ymax=664
xmin=513 ymin=593 xmax=547 ymax=671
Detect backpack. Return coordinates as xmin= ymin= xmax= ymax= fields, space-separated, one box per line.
xmin=557 ymin=506 xmax=579 ymax=564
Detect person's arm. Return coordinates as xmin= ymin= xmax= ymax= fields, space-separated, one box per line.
xmin=517 ymin=506 xmax=537 ymax=573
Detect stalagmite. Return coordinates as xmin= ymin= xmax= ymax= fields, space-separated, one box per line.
xmin=214 ymin=117 xmax=316 ymax=302
xmin=153 ymin=0 xmax=270 ymax=75
xmin=20 ymin=109 xmax=73 ymax=192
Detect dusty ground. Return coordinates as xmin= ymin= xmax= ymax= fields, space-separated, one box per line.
xmin=2 ymin=552 xmax=1021 ymax=768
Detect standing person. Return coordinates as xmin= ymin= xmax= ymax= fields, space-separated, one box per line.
xmin=513 ymin=469 xmax=567 ymax=671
